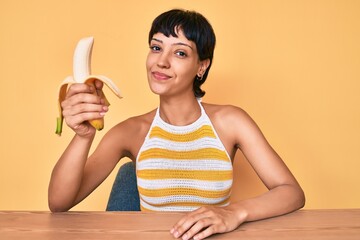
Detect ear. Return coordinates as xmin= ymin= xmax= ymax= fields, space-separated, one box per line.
xmin=198 ymin=59 xmax=211 ymax=76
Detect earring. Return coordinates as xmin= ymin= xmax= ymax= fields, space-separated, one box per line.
xmin=197 ymin=73 xmax=203 ymax=81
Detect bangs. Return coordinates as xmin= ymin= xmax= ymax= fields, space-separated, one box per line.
xmin=148 ymin=9 xmax=212 ymax=60
xmin=148 ymin=9 xmax=216 ymax=98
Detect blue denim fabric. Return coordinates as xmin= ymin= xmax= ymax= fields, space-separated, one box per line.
xmin=106 ymin=161 xmax=140 ymax=211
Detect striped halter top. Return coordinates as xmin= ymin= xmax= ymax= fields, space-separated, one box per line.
xmin=136 ymin=101 xmax=233 ymax=211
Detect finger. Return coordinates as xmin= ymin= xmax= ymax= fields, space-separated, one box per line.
xmin=65 ymin=111 xmax=105 ymax=129
xmin=173 ymin=207 xmax=208 ymax=228
xmin=180 ymin=218 xmax=213 ymax=240
xmin=171 ymin=208 xmax=209 ymax=238
xmin=62 ymin=103 xmax=108 ymax=117
xmin=62 ymin=93 xmax=102 ymax=110
xmin=66 ymin=83 xmax=95 ymax=98
xmin=171 ymin=207 xmax=206 ymax=227
xmin=93 ymin=79 xmax=104 ymax=90
xmin=193 ymin=224 xmax=223 ymax=240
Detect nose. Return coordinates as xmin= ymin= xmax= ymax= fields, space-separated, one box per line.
xmin=157 ymin=51 xmax=170 ymax=69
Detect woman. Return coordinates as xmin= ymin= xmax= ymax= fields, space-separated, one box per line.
xmin=49 ymin=9 xmax=305 ymax=240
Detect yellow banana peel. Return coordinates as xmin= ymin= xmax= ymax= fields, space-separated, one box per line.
xmin=56 ymin=37 xmax=122 ymax=136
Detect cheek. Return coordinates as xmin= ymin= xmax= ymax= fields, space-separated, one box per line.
xmin=177 ymin=62 xmax=198 ymax=79
xmin=146 ymin=53 xmax=155 ymax=71
xmin=145 ymin=55 xmax=151 ymax=70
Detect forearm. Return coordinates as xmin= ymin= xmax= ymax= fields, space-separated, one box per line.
xmin=229 ymin=183 xmax=305 ymax=223
xmin=48 ymin=133 xmax=95 ymax=212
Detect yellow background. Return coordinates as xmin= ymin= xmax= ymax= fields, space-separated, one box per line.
xmin=1 ymin=0 xmax=359 ymax=211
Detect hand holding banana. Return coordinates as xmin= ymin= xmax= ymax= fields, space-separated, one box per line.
xmin=56 ymin=37 xmax=122 ymax=136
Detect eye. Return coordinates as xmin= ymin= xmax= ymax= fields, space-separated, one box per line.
xmin=176 ymin=50 xmax=187 ymax=57
xmin=150 ymin=45 xmax=161 ymax=52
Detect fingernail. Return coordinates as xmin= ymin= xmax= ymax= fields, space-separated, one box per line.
xmin=170 ymin=228 xmax=174 ymax=234
xmin=174 ymin=231 xmax=180 ymax=238
xmin=182 ymin=234 xmax=188 ymax=240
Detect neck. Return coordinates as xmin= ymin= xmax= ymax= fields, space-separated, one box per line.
xmin=159 ymin=96 xmax=201 ymax=126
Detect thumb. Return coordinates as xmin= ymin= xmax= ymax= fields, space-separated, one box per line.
xmin=94 ymin=79 xmax=104 ymax=90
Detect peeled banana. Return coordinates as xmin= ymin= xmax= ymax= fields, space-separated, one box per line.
xmin=56 ymin=36 xmax=122 ymax=136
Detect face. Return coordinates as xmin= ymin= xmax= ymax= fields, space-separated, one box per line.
xmin=146 ymin=30 xmax=208 ymax=98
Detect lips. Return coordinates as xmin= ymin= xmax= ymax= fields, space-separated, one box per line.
xmin=152 ymin=71 xmax=171 ymax=81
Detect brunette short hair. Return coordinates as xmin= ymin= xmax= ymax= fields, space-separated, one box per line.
xmin=148 ymin=9 xmax=216 ymax=98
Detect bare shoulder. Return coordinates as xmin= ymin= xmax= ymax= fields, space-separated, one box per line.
xmin=202 ymin=102 xmax=253 ymax=125
xmin=113 ymin=109 xmax=156 ymax=133
xmin=98 ymin=109 xmax=157 ymax=160
xmin=109 ymin=108 xmax=156 ymax=143
xmin=201 ymin=102 xmax=261 ymax=152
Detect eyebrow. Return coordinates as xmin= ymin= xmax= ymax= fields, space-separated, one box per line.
xmin=151 ymin=38 xmax=193 ymax=50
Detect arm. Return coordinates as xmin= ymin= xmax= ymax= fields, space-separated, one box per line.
xmin=230 ymin=107 xmax=305 ymax=221
xmin=48 ymin=133 xmax=95 ymax=212
xmin=171 ymin=105 xmax=305 ymax=240
xmin=48 ymin=80 xmax=124 ymax=212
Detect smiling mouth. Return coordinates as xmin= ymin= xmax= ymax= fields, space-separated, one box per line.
xmin=152 ymin=71 xmax=171 ymax=80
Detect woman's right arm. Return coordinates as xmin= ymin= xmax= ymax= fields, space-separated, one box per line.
xmin=48 ymin=133 xmax=95 ymax=212
xmin=48 ymin=80 xmax=110 ymax=212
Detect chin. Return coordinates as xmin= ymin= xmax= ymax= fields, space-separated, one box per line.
xmin=148 ymin=80 xmax=168 ymax=95
xmin=148 ymin=84 xmax=165 ymax=96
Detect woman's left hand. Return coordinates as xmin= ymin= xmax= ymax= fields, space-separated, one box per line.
xmin=170 ymin=205 xmax=245 ymax=240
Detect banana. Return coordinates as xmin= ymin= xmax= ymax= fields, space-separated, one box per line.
xmin=56 ymin=36 xmax=123 ymax=136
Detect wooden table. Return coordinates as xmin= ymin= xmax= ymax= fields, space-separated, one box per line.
xmin=0 ymin=209 xmax=359 ymax=239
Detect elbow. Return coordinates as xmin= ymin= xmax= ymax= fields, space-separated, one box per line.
xmin=48 ymin=196 xmax=71 ymax=213
xmin=48 ymin=186 xmax=75 ymax=212
xmin=292 ymin=184 xmax=306 ymax=210
xmin=48 ymin=201 xmax=68 ymax=213
xmin=49 ymin=204 xmax=67 ymax=213
xmin=281 ymin=183 xmax=306 ymax=212
xmin=298 ymin=187 xmax=306 ymax=209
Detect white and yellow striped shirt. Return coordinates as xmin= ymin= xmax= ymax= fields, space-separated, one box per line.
xmin=136 ymin=102 xmax=233 ymax=211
